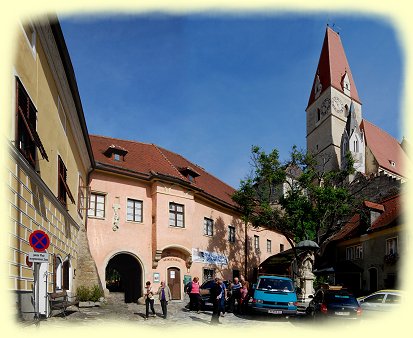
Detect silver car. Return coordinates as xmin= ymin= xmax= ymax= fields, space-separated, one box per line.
xmin=357 ymin=290 xmax=402 ymax=315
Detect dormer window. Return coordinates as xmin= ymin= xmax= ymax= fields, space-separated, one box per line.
xmin=103 ymin=144 xmax=128 ymax=162
xmin=342 ymin=72 xmax=351 ymax=96
xmin=389 ymin=160 xmax=396 ymax=167
xmin=179 ymin=166 xmax=200 ymax=183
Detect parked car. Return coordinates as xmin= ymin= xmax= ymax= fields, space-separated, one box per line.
xmin=199 ymin=279 xmax=231 ymax=308
xmin=357 ymin=290 xmax=403 ymax=315
xmin=250 ymin=275 xmax=297 ymax=316
xmin=306 ymin=287 xmax=362 ymax=320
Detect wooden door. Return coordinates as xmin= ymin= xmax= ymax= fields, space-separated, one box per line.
xmin=167 ymin=267 xmax=181 ymax=300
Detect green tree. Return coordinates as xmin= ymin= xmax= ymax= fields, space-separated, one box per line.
xmin=232 ymin=145 xmax=356 ymax=260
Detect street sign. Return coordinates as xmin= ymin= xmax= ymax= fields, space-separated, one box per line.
xmin=26 ymin=256 xmax=33 ymax=267
xmin=29 ymin=230 xmax=50 ymax=252
xmin=28 ymin=252 xmax=49 ymax=263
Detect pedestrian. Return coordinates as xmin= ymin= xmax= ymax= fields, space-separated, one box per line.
xmin=188 ymin=276 xmax=202 ymax=313
xmin=144 ymin=281 xmax=156 ymax=319
xmin=239 ymin=281 xmax=250 ymax=315
xmin=229 ymin=277 xmax=242 ymax=313
xmin=157 ymin=281 xmax=172 ymax=319
xmin=210 ymin=278 xmax=223 ymax=324
xmin=217 ymin=278 xmax=227 ymax=317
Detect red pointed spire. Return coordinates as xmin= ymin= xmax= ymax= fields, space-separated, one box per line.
xmin=307 ymin=26 xmax=361 ymax=108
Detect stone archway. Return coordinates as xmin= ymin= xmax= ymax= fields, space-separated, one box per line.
xmin=105 ymin=253 xmax=143 ymax=303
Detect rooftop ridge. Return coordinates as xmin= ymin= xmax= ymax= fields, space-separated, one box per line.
xmin=90 ymin=134 xmax=155 ymax=147
xmin=152 ymin=144 xmax=187 ymax=181
xmin=156 ymin=145 xmax=236 ymax=190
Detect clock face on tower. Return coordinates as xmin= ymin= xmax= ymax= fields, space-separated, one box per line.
xmin=320 ymin=98 xmax=331 ymax=116
xmin=332 ymin=96 xmax=344 ymax=114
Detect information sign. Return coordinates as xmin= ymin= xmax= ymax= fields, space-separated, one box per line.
xmin=28 ymin=252 xmax=49 ymax=263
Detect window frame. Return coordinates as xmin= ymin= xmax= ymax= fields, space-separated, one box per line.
xmin=88 ymin=192 xmax=106 ymax=218
xmin=254 ymin=235 xmax=260 ymax=250
xmin=57 ymin=155 xmax=75 ymax=208
xmin=126 ymin=198 xmax=143 ymax=223
xmin=346 ymin=244 xmax=363 ymax=260
xmin=267 ymin=239 xmax=272 ymax=253
xmin=169 ymin=202 xmax=185 ymax=228
xmin=15 ymin=77 xmax=48 ymax=169
xmin=203 ymin=268 xmax=215 ymax=282
xmin=77 ymin=174 xmax=85 ymax=219
xmin=203 ymin=217 xmax=214 ymax=236
xmin=386 ymin=237 xmax=398 ymax=255
xmin=228 ymin=225 xmax=235 ymax=243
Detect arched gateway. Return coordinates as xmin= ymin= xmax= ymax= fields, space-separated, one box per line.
xmin=105 ymin=253 xmax=143 ymax=303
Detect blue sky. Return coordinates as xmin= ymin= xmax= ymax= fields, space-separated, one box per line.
xmin=59 ymin=13 xmax=403 ymax=188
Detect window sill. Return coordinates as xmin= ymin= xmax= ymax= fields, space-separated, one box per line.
xmin=126 ymin=220 xmax=143 ymax=224
xmin=88 ymin=216 xmax=105 ymax=220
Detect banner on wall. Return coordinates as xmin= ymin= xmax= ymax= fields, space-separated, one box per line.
xmin=192 ymin=248 xmax=228 ymax=265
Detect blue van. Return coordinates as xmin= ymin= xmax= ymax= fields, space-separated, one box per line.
xmin=250 ymin=275 xmax=297 ymax=316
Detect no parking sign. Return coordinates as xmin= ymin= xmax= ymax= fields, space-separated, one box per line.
xmin=29 ymin=230 xmax=50 ymax=252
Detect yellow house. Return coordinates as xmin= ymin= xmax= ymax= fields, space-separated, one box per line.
xmin=7 ymin=15 xmax=99 ymax=320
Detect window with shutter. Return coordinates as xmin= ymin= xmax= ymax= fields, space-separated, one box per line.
xmin=58 ymin=155 xmax=75 ymax=208
xmin=15 ymin=77 xmax=48 ymax=168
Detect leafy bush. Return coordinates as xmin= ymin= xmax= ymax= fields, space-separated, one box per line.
xmin=90 ymin=285 xmax=104 ymax=302
xmin=76 ymin=285 xmax=91 ymax=302
xmin=76 ymin=285 xmax=103 ymax=302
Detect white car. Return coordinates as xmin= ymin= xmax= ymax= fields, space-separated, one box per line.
xmin=357 ymin=290 xmax=402 ymax=314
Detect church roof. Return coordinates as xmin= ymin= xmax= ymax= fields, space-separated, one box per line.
xmin=307 ymin=27 xmax=361 ymax=108
xmin=361 ymin=119 xmax=409 ymax=178
xmin=90 ymin=134 xmax=237 ymax=208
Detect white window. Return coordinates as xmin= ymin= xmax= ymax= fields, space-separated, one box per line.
xmin=127 ymin=198 xmax=143 ymax=222
xmin=254 ymin=235 xmax=260 ymax=250
xmin=346 ymin=244 xmax=363 ymax=260
xmin=386 ymin=237 xmax=398 ymax=255
xmin=55 ymin=256 xmax=63 ymax=290
xmin=267 ymin=239 xmax=272 ymax=253
xmin=88 ymin=193 xmax=105 ymax=218
xmin=169 ymin=202 xmax=184 ymax=227
xmin=204 ymin=218 xmax=213 ymax=236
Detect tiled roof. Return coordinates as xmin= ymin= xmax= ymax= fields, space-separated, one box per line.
xmin=361 ymin=119 xmax=409 ymax=178
xmin=329 ymin=214 xmax=361 ymax=242
xmin=90 ymin=135 xmax=236 ymax=207
xmin=307 ymin=27 xmax=361 ymax=108
xmin=368 ymin=194 xmax=401 ymax=231
xmin=330 ymin=194 xmax=401 ymax=241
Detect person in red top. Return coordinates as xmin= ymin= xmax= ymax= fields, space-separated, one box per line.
xmin=239 ymin=281 xmax=250 ymax=315
xmin=188 ymin=276 xmax=202 ymax=313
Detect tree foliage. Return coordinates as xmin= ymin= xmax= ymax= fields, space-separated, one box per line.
xmin=232 ymin=146 xmax=356 ymax=252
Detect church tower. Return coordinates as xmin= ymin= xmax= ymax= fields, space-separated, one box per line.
xmin=306 ymin=26 xmax=365 ymax=174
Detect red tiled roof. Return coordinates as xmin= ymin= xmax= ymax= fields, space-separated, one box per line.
xmin=330 ymin=214 xmax=361 ymax=241
xmin=90 ymin=135 xmax=236 ymax=207
xmin=369 ymin=194 xmax=401 ymax=231
xmin=330 ymin=194 xmax=402 ymax=241
xmin=307 ymin=27 xmax=361 ymax=108
xmin=363 ymin=200 xmax=385 ymax=212
xmin=361 ymin=119 xmax=409 ymax=178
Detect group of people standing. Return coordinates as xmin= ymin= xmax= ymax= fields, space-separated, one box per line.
xmin=143 ymin=280 xmax=172 ymax=319
xmin=185 ymin=275 xmax=251 ymax=324
xmin=228 ymin=277 xmax=251 ymax=316
xmin=143 ymin=275 xmax=251 ymax=323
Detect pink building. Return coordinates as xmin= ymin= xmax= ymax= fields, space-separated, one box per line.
xmin=87 ymin=135 xmax=290 ymax=302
